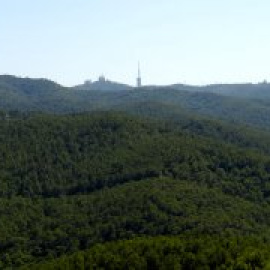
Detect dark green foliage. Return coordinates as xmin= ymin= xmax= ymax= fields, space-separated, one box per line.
xmin=23 ymin=236 xmax=270 ymax=270
xmin=1 ymin=111 xmax=270 ymax=268
xmin=2 ymin=178 xmax=270 ymax=268
xmin=116 ymin=101 xmax=270 ymax=155
xmin=1 ymin=112 xmax=270 ymax=201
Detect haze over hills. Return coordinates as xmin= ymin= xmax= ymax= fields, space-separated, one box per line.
xmin=3 ymin=74 xmax=270 ymax=97
xmin=2 ymin=75 xmax=270 ymax=131
xmin=72 ymin=74 xmax=270 ymax=100
xmin=170 ymin=81 xmax=270 ymax=100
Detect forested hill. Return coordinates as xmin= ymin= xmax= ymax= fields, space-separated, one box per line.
xmin=2 ymin=76 xmax=270 ymax=268
xmin=1 ymin=112 xmax=270 ymax=268
xmin=171 ymin=82 xmax=270 ymax=100
xmin=1 ymin=111 xmax=270 ymax=199
xmin=2 ymin=75 xmax=270 ymax=131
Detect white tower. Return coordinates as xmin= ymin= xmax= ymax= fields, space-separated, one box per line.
xmin=136 ymin=62 xmax=142 ymax=87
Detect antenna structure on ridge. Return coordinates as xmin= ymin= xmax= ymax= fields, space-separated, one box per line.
xmin=136 ymin=62 xmax=142 ymax=88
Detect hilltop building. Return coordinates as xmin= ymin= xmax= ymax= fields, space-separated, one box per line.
xmin=98 ymin=75 xmax=106 ymax=82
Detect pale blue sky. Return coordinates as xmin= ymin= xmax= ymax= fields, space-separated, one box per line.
xmin=1 ymin=0 xmax=270 ymax=86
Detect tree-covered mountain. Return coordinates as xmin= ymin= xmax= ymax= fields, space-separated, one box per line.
xmin=2 ymin=75 xmax=270 ymax=131
xmin=113 ymin=101 xmax=270 ymax=151
xmin=3 ymin=75 xmax=270 ymax=268
xmin=1 ymin=112 xmax=270 ymax=200
xmin=171 ymin=82 xmax=270 ymax=100
xmin=1 ymin=112 xmax=270 ymax=268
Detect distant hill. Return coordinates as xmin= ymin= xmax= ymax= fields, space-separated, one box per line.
xmin=171 ymin=82 xmax=270 ymax=100
xmin=0 ymin=75 xmax=68 ymax=111
xmin=0 ymin=75 xmax=62 ymax=93
xmin=2 ymin=75 xmax=270 ymax=130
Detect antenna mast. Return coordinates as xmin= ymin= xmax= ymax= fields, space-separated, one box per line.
xmin=136 ymin=62 xmax=142 ymax=87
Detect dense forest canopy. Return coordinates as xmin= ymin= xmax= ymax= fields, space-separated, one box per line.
xmin=1 ymin=112 xmax=270 ymax=200
xmin=1 ymin=76 xmax=270 ymax=268
xmin=0 ymin=112 xmax=270 ymax=268
xmin=23 ymin=236 xmax=270 ymax=270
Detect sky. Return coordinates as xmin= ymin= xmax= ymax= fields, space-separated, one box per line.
xmin=1 ymin=0 xmax=270 ymax=86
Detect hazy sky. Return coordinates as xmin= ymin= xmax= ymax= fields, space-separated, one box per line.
xmin=1 ymin=0 xmax=270 ymax=86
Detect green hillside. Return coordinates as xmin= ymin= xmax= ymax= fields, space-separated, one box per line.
xmin=2 ymin=75 xmax=270 ymax=131
xmin=23 ymin=236 xmax=270 ymax=270
xmin=171 ymin=82 xmax=270 ymax=100
xmin=2 ymin=77 xmax=270 ymax=268
xmin=0 ymin=112 xmax=270 ymax=268
xmin=1 ymin=112 xmax=270 ymax=200
xmin=114 ymin=101 xmax=270 ymax=155
xmin=2 ymin=178 xmax=270 ymax=268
